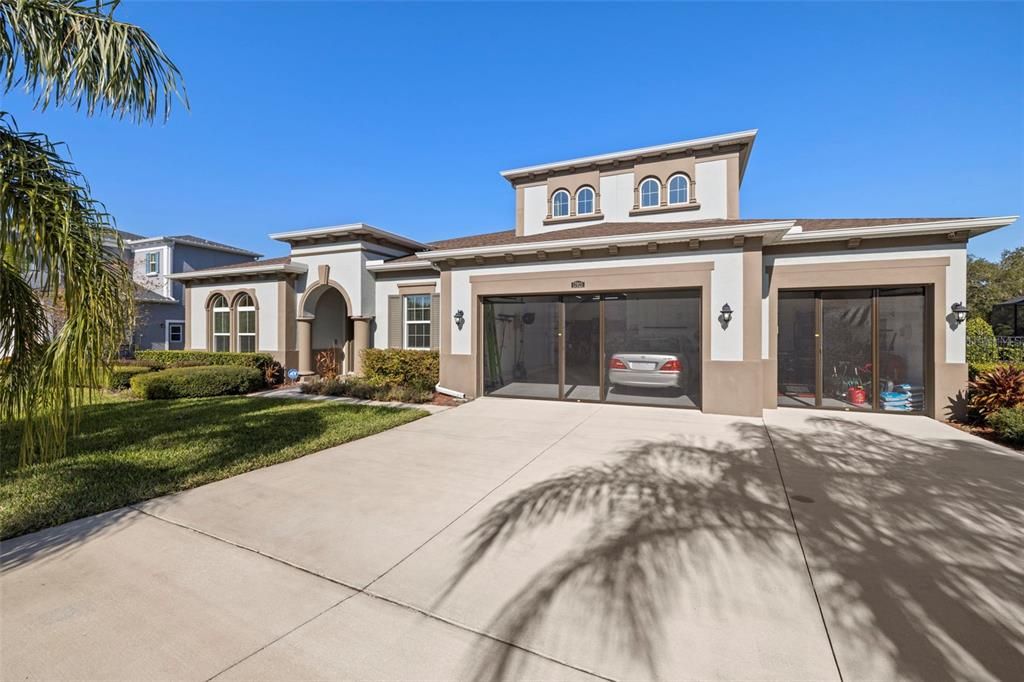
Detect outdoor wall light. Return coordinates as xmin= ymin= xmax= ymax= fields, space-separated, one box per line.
xmin=720 ymin=303 xmax=733 ymax=324
xmin=454 ymin=309 xmax=465 ymax=331
xmin=952 ymin=302 xmax=968 ymax=324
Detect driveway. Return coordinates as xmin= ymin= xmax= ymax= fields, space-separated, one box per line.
xmin=2 ymin=398 xmax=1021 ymax=681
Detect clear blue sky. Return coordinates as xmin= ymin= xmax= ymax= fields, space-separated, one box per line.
xmin=4 ymin=1 xmax=1022 ymax=260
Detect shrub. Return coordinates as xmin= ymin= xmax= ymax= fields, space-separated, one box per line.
xmin=300 ymin=377 xmax=432 ymax=403
xmin=986 ymin=406 xmax=1024 ymax=446
xmin=361 ymin=349 xmax=439 ymax=392
xmin=969 ymin=361 xmax=1024 ymax=380
xmin=316 ymin=349 xmax=342 ymax=380
xmin=968 ymin=365 xmax=1024 ymax=416
xmin=107 ymin=365 xmax=153 ymax=390
xmin=131 ymin=365 xmax=264 ymax=400
xmin=965 ymin=318 xmax=998 ymax=365
xmin=136 ymin=350 xmax=274 ymax=372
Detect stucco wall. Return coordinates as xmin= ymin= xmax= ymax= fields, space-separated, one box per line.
xmin=373 ymin=274 xmax=441 ymax=348
xmin=185 ymin=279 xmax=280 ymax=352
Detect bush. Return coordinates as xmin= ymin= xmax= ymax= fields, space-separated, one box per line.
xmin=131 ymin=365 xmax=264 ymax=400
xmin=136 ymin=350 xmax=275 ymax=372
xmin=107 ymin=365 xmax=154 ymax=390
xmin=969 ymin=361 xmax=1024 ymax=379
xmin=361 ymin=349 xmax=439 ymax=392
xmin=300 ymin=376 xmax=433 ymax=403
xmin=968 ymin=365 xmax=1024 ymax=417
xmin=986 ymin=406 xmax=1024 ymax=446
xmin=966 ymin=318 xmax=998 ymax=365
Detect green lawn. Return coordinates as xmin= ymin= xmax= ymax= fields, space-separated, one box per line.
xmin=0 ymin=395 xmax=426 ymax=539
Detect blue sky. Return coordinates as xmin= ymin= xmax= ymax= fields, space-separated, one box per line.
xmin=3 ymin=1 xmax=1022 ymax=260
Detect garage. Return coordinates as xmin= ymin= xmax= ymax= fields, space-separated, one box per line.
xmin=481 ymin=289 xmax=701 ymax=408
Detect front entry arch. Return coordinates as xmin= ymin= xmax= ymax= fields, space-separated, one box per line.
xmin=296 ymin=281 xmax=372 ymax=376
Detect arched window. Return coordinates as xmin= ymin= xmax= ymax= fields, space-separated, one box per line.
xmin=640 ymin=178 xmax=660 ymax=208
xmin=211 ymin=294 xmax=230 ymax=352
xmin=576 ymin=187 xmax=595 ymax=215
xmin=551 ymin=190 xmax=570 ymax=217
xmin=668 ymin=174 xmax=690 ymax=205
xmin=235 ymin=293 xmax=257 ymax=353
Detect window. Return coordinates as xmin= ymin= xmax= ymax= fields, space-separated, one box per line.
xmin=235 ymin=293 xmax=256 ymax=353
xmin=668 ymin=175 xmax=689 ymax=205
xmin=211 ymin=294 xmax=230 ymax=352
xmin=576 ymin=187 xmax=595 ymax=215
xmin=640 ymin=178 xmax=660 ymax=207
xmin=551 ymin=190 xmax=570 ymax=217
xmin=404 ymin=294 xmax=431 ymax=350
xmin=168 ymin=323 xmax=183 ymax=343
xmin=145 ymin=252 xmax=160 ymax=275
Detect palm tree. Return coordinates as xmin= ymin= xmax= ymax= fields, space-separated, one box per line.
xmin=1 ymin=0 xmax=186 ymax=464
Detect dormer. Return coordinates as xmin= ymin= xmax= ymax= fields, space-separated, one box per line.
xmin=501 ymin=130 xmax=756 ymax=236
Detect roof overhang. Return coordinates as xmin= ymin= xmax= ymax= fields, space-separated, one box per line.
xmin=168 ymin=262 xmax=308 ymax=282
xmin=269 ymin=223 xmax=428 ymax=252
xmin=500 ymin=129 xmax=758 ymax=186
xmin=417 ymin=220 xmax=795 ymax=262
xmin=366 ymin=259 xmax=438 ymax=273
xmin=781 ymin=216 xmax=1019 ymax=244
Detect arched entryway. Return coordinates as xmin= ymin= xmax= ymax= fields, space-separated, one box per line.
xmin=296 ymin=281 xmax=373 ymax=377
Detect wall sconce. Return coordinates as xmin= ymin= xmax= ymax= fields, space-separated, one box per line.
xmin=454 ymin=309 xmax=465 ymax=331
xmin=720 ymin=303 xmax=733 ymax=325
xmin=951 ymin=302 xmax=968 ymax=324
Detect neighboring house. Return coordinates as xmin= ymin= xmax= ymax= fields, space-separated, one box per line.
xmin=172 ymin=130 xmax=1017 ymax=420
xmin=990 ymin=295 xmax=1024 ymax=337
xmin=127 ymin=235 xmax=260 ymax=350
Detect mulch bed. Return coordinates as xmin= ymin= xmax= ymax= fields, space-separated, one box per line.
xmin=946 ymin=420 xmax=1023 ymax=453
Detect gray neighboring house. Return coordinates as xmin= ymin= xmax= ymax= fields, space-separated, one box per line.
xmin=127 ymin=235 xmax=261 ymax=351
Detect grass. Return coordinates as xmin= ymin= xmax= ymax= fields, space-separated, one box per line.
xmin=0 ymin=395 xmax=427 ymax=539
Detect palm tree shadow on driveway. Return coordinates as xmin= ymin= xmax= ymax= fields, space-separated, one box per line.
xmin=437 ymin=415 xmax=1024 ymax=682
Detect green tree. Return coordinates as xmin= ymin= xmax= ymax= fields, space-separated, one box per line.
xmin=1 ymin=0 xmax=185 ymax=464
xmin=967 ymin=246 xmax=1024 ymax=323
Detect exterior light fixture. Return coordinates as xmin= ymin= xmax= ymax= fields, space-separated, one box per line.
xmin=454 ymin=309 xmax=465 ymax=331
xmin=720 ymin=303 xmax=733 ymax=324
xmin=951 ymin=302 xmax=968 ymax=324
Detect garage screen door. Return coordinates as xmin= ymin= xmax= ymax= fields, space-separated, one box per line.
xmin=482 ymin=290 xmax=701 ymax=408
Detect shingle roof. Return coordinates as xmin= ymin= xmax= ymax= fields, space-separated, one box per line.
xmin=182 ymin=255 xmax=292 ymax=273
xmin=128 ymin=234 xmax=261 ymax=257
xmin=133 ymin=285 xmax=176 ymax=303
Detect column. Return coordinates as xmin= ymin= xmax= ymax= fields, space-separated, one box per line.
xmin=297 ymin=317 xmax=313 ymax=376
xmin=351 ymin=316 xmax=373 ymax=374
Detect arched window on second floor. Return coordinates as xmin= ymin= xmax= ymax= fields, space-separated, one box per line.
xmin=211 ymin=294 xmax=230 ymax=352
xmin=640 ymin=177 xmax=660 ymax=208
xmin=235 ymin=293 xmax=257 ymax=353
xmin=668 ymin=174 xmax=690 ymax=205
xmin=551 ymin=189 xmax=570 ymax=217
xmin=576 ymin=186 xmax=595 ymax=215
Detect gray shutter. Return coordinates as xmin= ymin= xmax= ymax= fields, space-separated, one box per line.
xmin=430 ymin=293 xmax=440 ymax=351
xmin=388 ymin=295 xmax=402 ymax=348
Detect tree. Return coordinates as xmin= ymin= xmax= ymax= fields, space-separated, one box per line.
xmin=1 ymin=0 xmax=185 ymax=464
xmin=967 ymin=246 xmax=1024 ymax=323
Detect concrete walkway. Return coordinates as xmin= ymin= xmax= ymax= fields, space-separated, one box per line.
xmin=2 ymin=399 xmax=1021 ymax=681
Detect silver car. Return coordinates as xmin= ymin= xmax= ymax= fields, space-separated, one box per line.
xmin=607 ymin=352 xmax=682 ymax=389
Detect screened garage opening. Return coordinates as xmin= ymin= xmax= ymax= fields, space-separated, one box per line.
xmin=777 ymin=286 xmax=929 ymax=413
xmin=482 ymin=290 xmax=701 ymax=408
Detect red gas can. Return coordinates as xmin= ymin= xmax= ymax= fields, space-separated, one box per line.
xmin=847 ymin=386 xmax=867 ymax=404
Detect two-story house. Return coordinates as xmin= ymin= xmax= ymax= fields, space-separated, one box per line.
xmin=128 ymin=235 xmax=260 ymax=350
xmin=172 ymin=130 xmax=1017 ymax=419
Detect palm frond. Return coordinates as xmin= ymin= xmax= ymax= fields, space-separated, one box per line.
xmin=1 ymin=112 xmax=133 ymax=464
xmin=0 ymin=0 xmax=186 ymax=122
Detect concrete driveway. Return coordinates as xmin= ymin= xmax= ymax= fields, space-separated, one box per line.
xmin=2 ymin=398 xmax=1022 ymax=681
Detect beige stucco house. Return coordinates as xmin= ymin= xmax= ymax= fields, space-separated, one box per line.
xmin=172 ymin=130 xmax=1017 ymax=419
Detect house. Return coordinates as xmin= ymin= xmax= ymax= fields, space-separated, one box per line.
xmin=127 ymin=235 xmax=261 ymax=350
xmin=171 ymin=130 xmax=1017 ymax=419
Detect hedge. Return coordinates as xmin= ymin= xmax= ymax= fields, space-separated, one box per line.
xmin=986 ymin=406 xmax=1024 ymax=446
xmin=135 ymin=350 xmax=275 ymax=372
xmin=969 ymin=361 xmax=1024 ymax=380
xmin=301 ymin=376 xmax=433 ymax=403
xmin=361 ymin=349 xmax=439 ymax=392
xmin=131 ymin=365 xmax=264 ymax=400
xmin=108 ymin=365 xmax=154 ymax=391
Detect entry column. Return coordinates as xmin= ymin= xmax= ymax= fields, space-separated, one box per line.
xmin=351 ymin=316 xmax=373 ymax=374
xmin=297 ymin=317 xmax=314 ymax=376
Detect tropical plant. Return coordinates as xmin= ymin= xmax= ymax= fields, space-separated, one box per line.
xmin=968 ymin=365 xmax=1024 ymax=417
xmin=1 ymin=0 xmax=185 ymax=463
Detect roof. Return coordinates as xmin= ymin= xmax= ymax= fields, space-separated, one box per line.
xmin=133 ymin=285 xmax=177 ymax=304
xmin=127 ymin=234 xmax=262 ymax=258
xmin=995 ymin=295 xmax=1024 ymax=306
xmin=269 ymin=223 xmax=428 ymax=251
xmin=500 ymin=129 xmax=758 ymax=185
xmin=168 ymin=255 xmax=306 ymax=281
